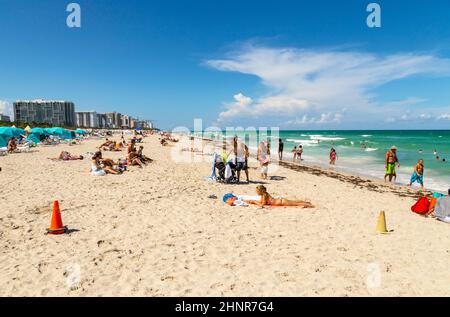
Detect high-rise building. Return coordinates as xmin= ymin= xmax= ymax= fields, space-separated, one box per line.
xmin=105 ymin=112 xmax=122 ymax=129
xmin=75 ymin=111 xmax=99 ymax=128
xmin=97 ymin=113 xmax=107 ymax=128
xmin=121 ymin=115 xmax=131 ymax=128
xmin=13 ymin=99 xmax=75 ymax=126
xmin=0 ymin=114 xmax=11 ymax=122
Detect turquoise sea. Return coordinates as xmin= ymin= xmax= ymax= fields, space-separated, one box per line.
xmin=200 ymin=130 xmax=450 ymax=192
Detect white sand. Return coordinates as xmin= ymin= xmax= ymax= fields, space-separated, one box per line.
xmin=1 ymin=135 xmax=450 ymax=297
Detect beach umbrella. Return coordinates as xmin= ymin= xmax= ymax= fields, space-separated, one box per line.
xmin=0 ymin=127 xmax=14 ymax=138
xmin=0 ymin=128 xmax=15 ymax=146
xmin=0 ymin=135 xmax=7 ymax=147
xmin=27 ymin=133 xmax=43 ymax=144
xmin=10 ymin=127 xmax=25 ymax=137
xmin=30 ymin=128 xmax=46 ymax=135
xmin=75 ymin=129 xmax=87 ymax=135
xmin=45 ymin=127 xmax=73 ymax=140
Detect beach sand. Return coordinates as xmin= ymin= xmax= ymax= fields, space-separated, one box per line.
xmin=1 ymin=135 xmax=450 ymax=297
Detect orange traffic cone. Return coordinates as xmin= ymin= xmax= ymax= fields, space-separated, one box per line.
xmin=47 ymin=201 xmax=68 ymax=235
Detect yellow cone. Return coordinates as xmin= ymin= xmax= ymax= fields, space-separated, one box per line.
xmin=376 ymin=211 xmax=389 ymax=234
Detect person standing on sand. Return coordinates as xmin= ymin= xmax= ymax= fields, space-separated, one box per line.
xmin=257 ymin=141 xmax=270 ymax=180
xmin=235 ymin=140 xmax=250 ymax=183
xmin=409 ymin=159 xmax=425 ymax=190
xmin=292 ymin=146 xmax=297 ymax=162
xmin=278 ymin=138 xmax=284 ymax=161
xmin=385 ymin=146 xmax=400 ymax=183
xmin=297 ymin=145 xmax=303 ymax=162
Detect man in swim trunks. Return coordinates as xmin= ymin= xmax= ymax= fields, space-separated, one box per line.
xmin=385 ymin=146 xmax=400 ymax=183
xmin=409 ymin=159 xmax=424 ymax=190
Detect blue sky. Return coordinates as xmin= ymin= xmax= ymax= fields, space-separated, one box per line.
xmin=1 ymin=0 xmax=450 ymax=129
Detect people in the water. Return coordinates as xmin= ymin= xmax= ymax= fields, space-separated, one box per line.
xmin=329 ymin=148 xmax=337 ymax=165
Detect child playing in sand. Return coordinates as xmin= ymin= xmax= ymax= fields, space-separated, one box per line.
xmin=409 ymin=159 xmax=424 ymax=190
xmin=244 ymin=185 xmax=314 ymax=208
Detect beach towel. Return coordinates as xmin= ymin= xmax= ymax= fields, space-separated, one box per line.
xmin=411 ymin=197 xmax=430 ymax=215
xmin=429 ymin=197 xmax=438 ymax=212
xmin=434 ymin=196 xmax=450 ymax=221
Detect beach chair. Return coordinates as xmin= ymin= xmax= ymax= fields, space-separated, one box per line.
xmin=15 ymin=142 xmax=35 ymax=153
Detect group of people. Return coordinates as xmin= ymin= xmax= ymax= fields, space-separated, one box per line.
xmin=214 ymin=137 xmax=250 ymax=183
xmin=384 ymin=145 xmax=426 ymax=190
xmin=91 ymin=137 xmax=152 ymax=176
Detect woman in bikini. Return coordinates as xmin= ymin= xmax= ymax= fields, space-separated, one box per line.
xmin=245 ymin=185 xmax=314 ymax=208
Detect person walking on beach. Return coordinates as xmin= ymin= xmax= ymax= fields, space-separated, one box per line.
xmin=297 ymin=145 xmax=303 ymax=162
xmin=278 ymin=138 xmax=284 ymax=161
xmin=409 ymin=159 xmax=425 ymax=190
xmin=330 ymin=148 xmax=337 ymax=165
xmin=384 ymin=146 xmax=400 ymax=183
xmin=235 ymin=140 xmax=250 ymax=183
xmin=257 ymin=141 xmax=270 ymax=180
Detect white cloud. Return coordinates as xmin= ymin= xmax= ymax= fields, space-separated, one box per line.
xmin=437 ymin=114 xmax=450 ymax=120
xmin=0 ymin=100 xmax=12 ymax=116
xmin=207 ymin=44 xmax=450 ymax=126
xmin=419 ymin=113 xmax=433 ymax=120
xmin=287 ymin=112 xmax=343 ymax=125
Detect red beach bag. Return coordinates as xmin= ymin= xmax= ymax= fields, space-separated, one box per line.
xmin=411 ymin=197 xmax=430 ymax=215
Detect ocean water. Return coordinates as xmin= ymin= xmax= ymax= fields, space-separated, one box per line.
xmin=200 ymin=130 xmax=450 ymax=193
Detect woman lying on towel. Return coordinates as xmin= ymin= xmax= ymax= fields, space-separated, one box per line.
xmin=244 ymin=185 xmax=314 ymax=208
xmin=49 ymin=151 xmax=84 ymax=161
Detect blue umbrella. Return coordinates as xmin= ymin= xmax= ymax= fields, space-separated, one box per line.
xmin=0 ymin=135 xmax=7 ymax=147
xmin=45 ymin=127 xmax=73 ymax=140
xmin=0 ymin=127 xmax=14 ymax=138
xmin=75 ymin=129 xmax=87 ymax=135
xmin=26 ymin=134 xmax=41 ymax=144
xmin=10 ymin=127 xmax=25 ymax=137
xmin=30 ymin=128 xmax=46 ymax=135
xmin=0 ymin=127 xmax=17 ymax=146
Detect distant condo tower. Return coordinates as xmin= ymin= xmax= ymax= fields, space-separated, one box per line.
xmin=14 ymin=99 xmax=75 ymax=126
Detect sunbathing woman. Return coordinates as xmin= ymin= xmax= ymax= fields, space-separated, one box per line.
xmin=49 ymin=151 xmax=84 ymax=161
xmin=99 ymin=138 xmax=114 ymax=150
xmin=245 ymin=185 xmax=314 ymax=208
xmin=128 ymin=149 xmax=144 ymax=168
xmin=91 ymin=151 xmax=120 ymax=175
xmin=137 ymin=146 xmax=153 ymax=164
